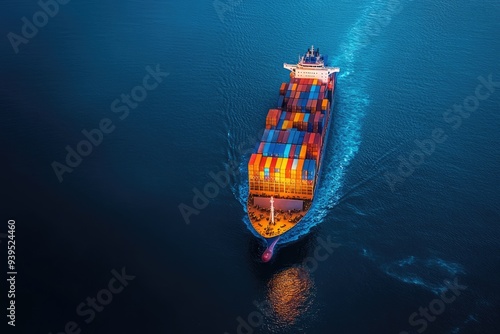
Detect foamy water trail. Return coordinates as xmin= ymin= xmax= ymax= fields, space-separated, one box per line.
xmin=231 ymin=1 xmax=394 ymax=243
xmin=279 ymin=2 xmax=394 ymax=243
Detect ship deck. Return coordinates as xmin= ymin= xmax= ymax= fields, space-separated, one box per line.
xmin=247 ymin=196 xmax=312 ymax=238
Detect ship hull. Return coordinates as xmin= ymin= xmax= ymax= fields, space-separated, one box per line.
xmin=245 ymin=46 xmax=339 ymax=260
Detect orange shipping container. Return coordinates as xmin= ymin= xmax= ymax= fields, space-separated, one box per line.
xmin=253 ymin=154 xmax=262 ymax=172
xmin=299 ymin=145 xmax=306 ymax=159
xmin=297 ymin=159 xmax=304 ymax=179
xmin=280 ymin=83 xmax=287 ymax=95
xmin=294 ymin=113 xmax=301 ymax=124
xmin=322 ymin=99 xmax=328 ymax=110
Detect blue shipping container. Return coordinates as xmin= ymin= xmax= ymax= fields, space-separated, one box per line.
xmin=263 ymin=142 xmax=271 ymax=156
xmin=278 ymin=95 xmax=284 ymax=108
xmin=261 ymin=129 xmax=269 ymax=142
xmin=298 ymin=132 xmax=305 ymax=144
xmin=274 ymin=144 xmax=280 ymax=157
xmin=284 ymin=144 xmax=291 ymax=158
xmin=272 ymin=131 xmax=279 ymax=143
xmin=278 ymin=144 xmax=285 ymax=157
xmin=266 ymin=130 xmax=273 ymax=142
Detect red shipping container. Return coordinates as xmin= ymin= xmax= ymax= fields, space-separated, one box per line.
xmin=283 ymin=131 xmax=290 ymax=143
xmin=286 ymin=157 xmax=294 ymax=170
xmin=258 ymin=142 xmax=265 ymax=154
xmin=306 ymin=99 xmax=312 ymax=111
xmin=290 ymin=144 xmax=296 ymax=158
xmin=259 ymin=155 xmax=267 ymax=171
xmin=278 ymin=131 xmax=285 ymax=143
xmin=249 ymin=153 xmax=256 ymax=166
xmin=270 ymin=157 xmax=277 ymax=174
xmin=303 ymin=132 xmax=310 ymax=145
xmin=315 ymin=133 xmax=322 ymax=147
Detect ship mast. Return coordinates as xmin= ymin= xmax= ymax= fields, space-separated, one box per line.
xmin=270 ymin=196 xmax=275 ymax=225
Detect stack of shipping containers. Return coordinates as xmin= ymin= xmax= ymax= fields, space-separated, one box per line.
xmin=248 ymin=78 xmax=332 ymax=200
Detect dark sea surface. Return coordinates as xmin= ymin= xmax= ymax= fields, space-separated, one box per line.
xmin=1 ymin=0 xmax=500 ymax=333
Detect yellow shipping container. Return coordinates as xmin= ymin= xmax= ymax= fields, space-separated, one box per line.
xmin=292 ymin=83 xmax=297 ymax=91
xmin=275 ymin=158 xmax=283 ymax=172
xmin=281 ymin=158 xmax=288 ymax=175
xmin=265 ymin=157 xmax=272 ymax=169
xmin=313 ymin=79 xmax=318 ymax=85
xmin=294 ymin=113 xmax=301 ymax=123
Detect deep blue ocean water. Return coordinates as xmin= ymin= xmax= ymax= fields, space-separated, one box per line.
xmin=1 ymin=0 xmax=500 ymax=333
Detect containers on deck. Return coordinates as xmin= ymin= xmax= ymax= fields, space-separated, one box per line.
xmin=248 ymin=77 xmax=332 ymax=199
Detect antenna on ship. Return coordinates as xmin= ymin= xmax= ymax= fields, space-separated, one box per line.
xmin=270 ymin=196 xmax=275 ymax=225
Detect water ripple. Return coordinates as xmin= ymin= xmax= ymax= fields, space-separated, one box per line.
xmin=380 ymin=255 xmax=466 ymax=294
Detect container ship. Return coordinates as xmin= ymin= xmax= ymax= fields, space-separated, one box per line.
xmin=246 ymin=46 xmax=340 ymax=262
